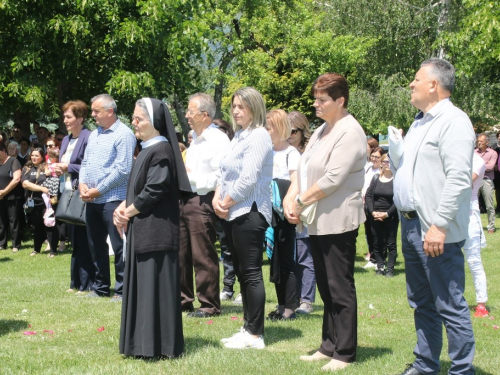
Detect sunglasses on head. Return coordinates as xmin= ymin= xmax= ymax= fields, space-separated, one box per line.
xmin=291 ymin=128 xmax=302 ymax=135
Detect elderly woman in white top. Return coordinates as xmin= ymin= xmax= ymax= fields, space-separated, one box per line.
xmin=213 ymin=87 xmax=273 ymax=350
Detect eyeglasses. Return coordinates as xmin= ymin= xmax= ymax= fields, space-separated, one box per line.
xmin=381 ymin=160 xmax=390 ymax=164
xmin=291 ymin=128 xmax=302 ymax=135
xmin=186 ymin=109 xmax=205 ymax=116
xmin=132 ymin=115 xmax=147 ymax=123
xmin=47 ymin=144 xmax=56 ymax=148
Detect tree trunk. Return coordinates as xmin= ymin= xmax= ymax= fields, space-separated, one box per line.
xmin=13 ymin=110 xmax=32 ymax=139
xmin=436 ymin=0 xmax=451 ymax=58
xmin=57 ymin=81 xmax=70 ymax=133
xmin=171 ymin=93 xmax=190 ymax=143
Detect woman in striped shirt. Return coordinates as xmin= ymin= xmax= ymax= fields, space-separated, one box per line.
xmin=213 ymin=87 xmax=273 ymax=350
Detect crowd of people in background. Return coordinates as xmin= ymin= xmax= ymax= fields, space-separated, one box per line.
xmin=0 ymin=58 xmax=493 ymax=374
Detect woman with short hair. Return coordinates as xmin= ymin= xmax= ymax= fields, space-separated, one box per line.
xmin=287 ymin=110 xmax=316 ymax=315
xmin=53 ymin=100 xmax=95 ymax=291
xmin=284 ymin=73 xmax=366 ymax=371
xmin=265 ymin=109 xmax=301 ymax=321
xmin=365 ymin=153 xmax=398 ymax=276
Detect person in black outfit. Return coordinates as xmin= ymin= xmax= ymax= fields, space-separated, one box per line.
xmin=364 ymin=153 xmax=399 ymax=277
xmin=114 ymin=98 xmax=191 ymax=358
xmin=21 ymin=147 xmax=59 ymax=257
xmin=0 ymin=142 xmax=23 ymax=252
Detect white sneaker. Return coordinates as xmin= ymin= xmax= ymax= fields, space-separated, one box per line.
xmin=220 ymin=291 xmax=234 ymax=301
xmin=296 ymin=301 xmax=313 ymax=314
xmin=224 ymin=331 xmax=265 ymax=349
xmin=221 ymin=327 xmax=246 ymax=343
xmin=363 ymin=261 xmax=376 ymax=269
xmin=232 ymin=293 xmax=243 ymax=305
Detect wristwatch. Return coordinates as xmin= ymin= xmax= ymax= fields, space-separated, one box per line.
xmin=295 ymin=195 xmax=305 ymax=207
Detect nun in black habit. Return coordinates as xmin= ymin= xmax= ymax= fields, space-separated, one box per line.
xmin=114 ymin=98 xmax=191 ymax=358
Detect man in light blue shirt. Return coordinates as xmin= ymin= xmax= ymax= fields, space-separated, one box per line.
xmin=393 ymin=59 xmax=475 ymax=375
xmin=79 ymin=94 xmax=136 ymax=301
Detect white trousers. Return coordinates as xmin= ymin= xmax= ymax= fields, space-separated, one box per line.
xmin=463 ymin=201 xmax=488 ymax=303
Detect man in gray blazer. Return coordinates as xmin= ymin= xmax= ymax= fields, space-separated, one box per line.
xmin=392 ymin=59 xmax=476 ymax=375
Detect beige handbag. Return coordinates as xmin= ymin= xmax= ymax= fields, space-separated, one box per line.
xmin=299 ymin=201 xmax=318 ymax=225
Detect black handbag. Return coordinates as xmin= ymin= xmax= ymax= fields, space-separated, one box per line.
xmin=55 ymin=185 xmax=86 ymax=226
xmin=23 ymin=195 xmax=35 ymax=214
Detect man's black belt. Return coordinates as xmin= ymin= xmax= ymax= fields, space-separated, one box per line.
xmin=401 ymin=210 xmax=418 ymax=220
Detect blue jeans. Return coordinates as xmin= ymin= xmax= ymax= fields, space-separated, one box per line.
xmin=401 ymin=215 xmax=475 ymax=375
xmin=295 ymin=237 xmax=316 ymax=303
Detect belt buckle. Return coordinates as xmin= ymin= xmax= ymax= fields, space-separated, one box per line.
xmin=402 ymin=211 xmax=413 ymax=220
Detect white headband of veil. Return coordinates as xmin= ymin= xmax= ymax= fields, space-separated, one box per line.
xmin=142 ymin=97 xmax=154 ymax=128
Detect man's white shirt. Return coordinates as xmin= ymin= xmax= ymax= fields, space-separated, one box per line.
xmin=185 ymin=124 xmax=230 ymax=195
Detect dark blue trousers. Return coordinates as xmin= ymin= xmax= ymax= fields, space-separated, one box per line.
xmin=85 ymin=201 xmax=124 ymax=297
xmin=401 ymin=215 xmax=475 ymax=375
xmin=69 ymin=223 xmax=95 ymax=292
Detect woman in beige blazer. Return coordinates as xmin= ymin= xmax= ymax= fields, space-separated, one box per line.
xmin=284 ymin=73 xmax=366 ymax=372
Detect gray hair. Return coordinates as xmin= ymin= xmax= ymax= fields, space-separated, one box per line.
xmin=7 ymin=140 xmax=20 ymax=152
xmin=91 ymin=94 xmax=118 ymax=115
xmin=135 ymin=99 xmax=153 ymax=124
xmin=230 ymin=87 xmax=266 ymax=130
xmin=421 ymin=58 xmax=455 ymax=93
xmin=478 ymin=133 xmax=489 ymax=141
xmin=188 ymin=93 xmax=216 ymax=118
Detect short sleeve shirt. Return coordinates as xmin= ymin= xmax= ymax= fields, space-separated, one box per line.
xmin=0 ymin=157 xmax=23 ymax=200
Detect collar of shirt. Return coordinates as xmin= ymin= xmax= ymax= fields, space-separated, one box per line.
xmin=415 ymin=98 xmax=451 ymax=124
xmin=141 ymin=135 xmax=168 ymax=148
xmin=193 ymin=124 xmax=219 ymax=143
xmin=97 ymin=119 xmax=121 ymax=135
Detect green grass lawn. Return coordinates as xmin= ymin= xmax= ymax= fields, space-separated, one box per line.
xmin=0 ymin=215 xmax=498 ymax=375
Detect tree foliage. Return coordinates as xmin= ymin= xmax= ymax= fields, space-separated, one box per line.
xmin=0 ymin=0 xmax=498 ymax=138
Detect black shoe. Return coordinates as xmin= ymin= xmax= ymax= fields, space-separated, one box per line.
xmin=395 ymin=364 xmax=424 ymax=375
xmin=385 ymin=270 xmax=394 ymax=277
xmin=267 ymin=309 xmax=282 ymax=320
xmin=181 ymin=304 xmax=194 ymax=312
xmin=187 ymin=310 xmax=219 ymax=318
xmin=376 ymin=268 xmax=385 ymax=276
xmin=267 ymin=312 xmax=297 ymax=321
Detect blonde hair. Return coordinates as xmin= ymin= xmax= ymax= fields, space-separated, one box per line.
xmin=230 ymin=87 xmax=266 ymax=130
xmin=266 ymin=109 xmax=291 ymax=141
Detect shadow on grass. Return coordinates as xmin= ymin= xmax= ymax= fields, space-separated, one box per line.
xmin=356 ymin=345 xmax=392 ymax=362
xmin=440 ymin=361 xmax=494 ymax=375
xmin=265 ymin=325 xmax=302 ymax=345
xmin=184 ymin=336 xmax=221 ymax=355
xmin=0 ymin=320 xmax=29 ymax=337
xmin=0 ymin=257 xmax=13 ymax=263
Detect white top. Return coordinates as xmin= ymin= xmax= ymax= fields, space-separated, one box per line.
xmin=272 ymin=146 xmax=300 ymax=180
xmin=186 ymin=124 xmax=230 ymax=195
xmin=471 ymin=152 xmax=486 ymax=202
xmin=394 ymin=98 xmax=450 ymax=211
xmin=362 ymin=162 xmax=379 ymax=198
xmin=62 ymin=138 xmax=78 ymax=190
